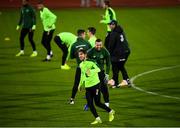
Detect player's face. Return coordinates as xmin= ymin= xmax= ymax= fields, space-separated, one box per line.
xmin=37 ymin=4 xmax=43 ymax=10
xmin=95 ymin=42 xmax=103 ymax=51
xmin=82 ymin=32 xmax=86 ymax=39
xmin=109 ymin=24 xmax=115 ymax=30
xmin=78 ymin=52 xmax=86 ymax=61
xmin=22 ymin=0 xmax=28 ymax=5
xmin=102 ymin=2 xmax=106 ymax=8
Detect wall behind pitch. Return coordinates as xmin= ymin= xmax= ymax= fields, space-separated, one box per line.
xmin=0 ymin=0 xmax=180 ymax=8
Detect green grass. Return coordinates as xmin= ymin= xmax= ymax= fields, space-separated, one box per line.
xmin=0 ymin=7 xmax=180 ymax=127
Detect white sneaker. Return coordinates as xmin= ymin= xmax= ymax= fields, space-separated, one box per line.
xmin=91 ymin=117 xmax=102 ymax=124
xmin=118 ymin=80 xmax=128 ymax=87
xmin=105 ymin=102 xmax=109 ymax=107
xmin=15 ymin=51 xmax=24 ymax=57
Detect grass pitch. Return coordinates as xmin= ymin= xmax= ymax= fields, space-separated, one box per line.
xmin=0 ymin=7 xmax=180 ymax=127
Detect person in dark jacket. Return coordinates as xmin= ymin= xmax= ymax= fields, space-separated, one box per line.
xmin=107 ymin=20 xmax=131 ymax=88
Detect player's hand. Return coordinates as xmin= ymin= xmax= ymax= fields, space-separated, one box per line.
xmin=100 ymin=20 xmax=103 ymax=23
xmin=16 ymin=25 xmax=20 ymax=30
xmin=47 ymin=31 xmax=50 ymax=35
xmin=32 ymin=25 xmax=36 ymax=30
xmin=86 ymin=69 xmax=90 ymax=76
xmin=104 ymin=74 xmax=109 ymax=84
xmin=78 ymin=85 xmax=82 ymax=92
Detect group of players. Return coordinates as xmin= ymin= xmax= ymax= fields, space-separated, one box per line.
xmin=16 ymin=0 xmax=131 ymax=125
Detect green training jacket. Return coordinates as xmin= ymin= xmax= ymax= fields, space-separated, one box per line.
xmin=18 ymin=4 xmax=36 ymax=29
xmin=87 ymin=47 xmax=111 ymax=74
xmin=79 ymin=59 xmax=100 ymax=88
xmin=100 ymin=7 xmax=116 ymax=32
xmin=58 ymin=32 xmax=77 ymax=60
xmin=70 ymin=37 xmax=92 ymax=65
xmin=58 ymin=32 xmax=77 ymax=47
xmin=40 ymin=7 xmax=57 ymax=31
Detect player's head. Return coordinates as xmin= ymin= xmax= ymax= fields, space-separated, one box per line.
xmin=22 ymin=0 xmax=29 ymax=5
xmin=87 ymin=27 xmax=96 ymax=37
xmin=103 ymin=0 xmax=110 ymax=8
xmin=77 ymin=29 xmax=86 ymax=39
xmin=95 ymin=39 xmax=103 ymax=51
xmin=108 ymin=20 xmax=118 ymax=30
xmin=37 ymin=0 xmax=44 ymax=10
xmin=78 ymin=48 xmax=87 ymax=61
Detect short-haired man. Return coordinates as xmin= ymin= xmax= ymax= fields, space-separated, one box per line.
xmin=87 ymin=39 xmax=111 ymax=107
xmin=69 ymin=29 xmax=92 ymax=104
xmin=78 ymin=49 xmax=115 ymax=124
xmin=100 ymin=0 xmax=116 ymax=49
xmin=16 ymin=0 xmax=37 ymax=57
xmin=107 ymin=20 xmax=131 ymax=88
xmin=87 ymin=27 xmax=97 ymax=47
xmin=37 ymin=1 xmax=57 ymax=61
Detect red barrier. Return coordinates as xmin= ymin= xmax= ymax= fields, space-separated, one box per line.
xmin=0 ymin=0 xmax=180 ymax=8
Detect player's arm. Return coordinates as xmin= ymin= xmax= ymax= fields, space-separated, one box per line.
xmin=105 ymin=49 xmax=111 ymax=74
xmin=70 ymin=44 xmax=75 ymax=59
xmin=31 ymin=7 xmax=36 ymax=30
xmin=16 ymin=9 xmax=22 ymax=30
xmin=88 ymin=62 xmax=100 ymax=76
xmin=108 ymin=33 xmax=117 ymax=54
xmin=100 ymin=10 xmax=110 ymax=24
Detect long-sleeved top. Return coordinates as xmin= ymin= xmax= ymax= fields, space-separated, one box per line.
xmin=87 ymin=47 xmax=111 ymax=74
xmin=108 ymin=25 xmax=130 ymax=62
xmin=58 ymin=32 xmax=77 ymax=60
xmin=70 ymin=37 xmax=92 ymax=65
xmin=18 ymin=4 xmax=36 ymax=29
xmin=79 ymin=59 xmax=100 ymax=88
xmin=100 ymin=7 xmax=116 ymax=32
xmin=58 ymin=32 xmax=77 ymax=47
xmin=40 ymin=7 xmax=57 ymax=31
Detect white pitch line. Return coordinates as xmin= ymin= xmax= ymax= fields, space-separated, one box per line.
xmin=130 ymin=65 xmax=180 ymax=100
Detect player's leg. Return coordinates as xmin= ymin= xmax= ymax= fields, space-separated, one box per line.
xmin=28 ymin=30 xmax=37 ymax=57
xmin=93 ymin=84 xmax=111 ymax=112
xmin=70 ymin=67 xmax=81 ymax=104
xmin=118 ymin=53 xmax=131 ymax=87
xmin=98 ymin=70 xmax=109 ymax=106
xmin=54 ymin=36 xmax=69 ymax=67
xmin=112 ymin=62 xmax=120 ymax=87
xmin=16 ymin=28 xmax=28 ymax=56
xmin=46 ymin=29 xmax=55 ymax=58
xmin=41 ymin=31 xmax=50 ymax=61
xmin=86 ymin=88 xmax=102 ymax=124
xmin=93 ymin=84 xmax=115 ymax=122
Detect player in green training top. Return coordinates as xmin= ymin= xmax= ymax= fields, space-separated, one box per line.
xmin=78 ymin=49 xmax=115 ymax=125
xmin=87 ymin=38 xmax=111 ymax=107
xmin=100 ymin=0 xmax=116 ymax=49
xmin=37 ymin=1 xmax=57 ymax=61
xmin=100 ymin=0 xmax=116 ymax=33
xmin=16 ymin=0 xmax=37 ymax=57
xmin=87 ymin=27 xmax=97 ymax=47
xmin=54 ymin=32 xmax=77 ymax=70
xmin=69 ymin=29 xmax=92 ymax=104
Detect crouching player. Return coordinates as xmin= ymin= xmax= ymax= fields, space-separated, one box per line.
xmin=78 ymin=49 xmax=115 ymax=124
